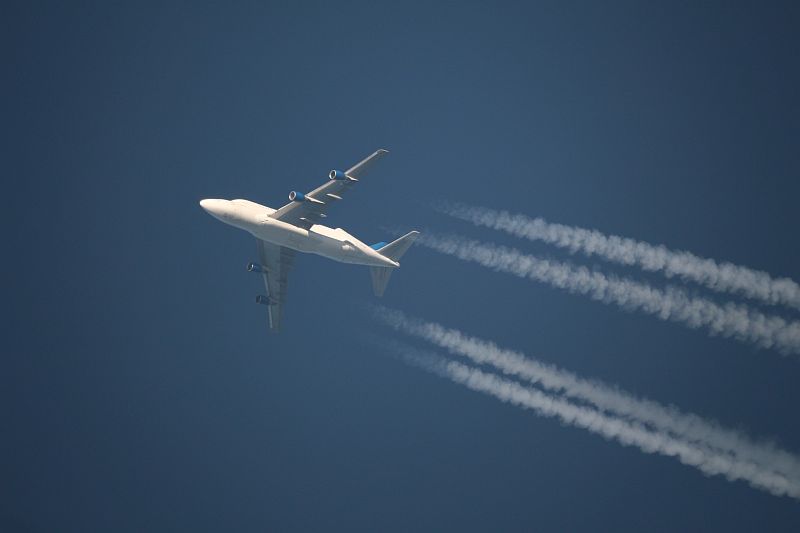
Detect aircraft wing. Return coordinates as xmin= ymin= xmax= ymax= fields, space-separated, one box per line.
xmin=269 ymin=148 xmax=388 ymax=229
xmin=256 ymin=239 xmax=296 ymax=331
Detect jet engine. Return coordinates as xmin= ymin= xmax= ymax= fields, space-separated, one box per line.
xmin=328 ymin=169 xmax=358 ymax=181
xmin=289 ymin=190 xmax=325 ymax=204
xmin=255 ymin=295 xmax=271 ymax=305
xmin=247 ymin=262 xmax=265 ymax=273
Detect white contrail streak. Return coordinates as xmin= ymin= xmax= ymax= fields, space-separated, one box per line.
xmin=373 ymin=306 xmax=800 ymax=482
xmin=390 ymin=343 xmax=800 ymax=500
xmin=439 ymin=202 xmax=800 ymax=311
xmin=416 ymin=233 xmax=800 ymax=355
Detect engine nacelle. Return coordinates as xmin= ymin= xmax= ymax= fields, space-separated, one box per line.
xmin=247 ymin=262 xmax=265 ymax=273
xmin=289 ymin=190 xmax=325 ymax=204
xmin=329 ymin=169 xmax=358 ymax=182
xmin=255 ymin=295 xmax=271 ymax=305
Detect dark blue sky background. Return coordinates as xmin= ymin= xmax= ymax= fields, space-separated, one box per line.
xmin=6 ymin=1 xmax=800 ymax=531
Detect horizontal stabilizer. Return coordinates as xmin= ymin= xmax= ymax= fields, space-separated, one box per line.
xmin=369 ymin=230 xmax=420 ymax=297
xmin=370 ymin=267 xmax=393 ymax=297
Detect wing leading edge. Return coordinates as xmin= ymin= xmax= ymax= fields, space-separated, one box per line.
xmin=269 ymin=149 xmax=388 ymax=229
xmin=256 ymin=239 xmax=295 ymax=331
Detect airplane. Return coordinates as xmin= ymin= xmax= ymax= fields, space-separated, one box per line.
xmin=199 ymin=148 xmax=419 ymax=331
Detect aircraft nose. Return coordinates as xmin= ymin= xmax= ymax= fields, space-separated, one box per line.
xmin=200 ymin=198 xmax=226 ymax=217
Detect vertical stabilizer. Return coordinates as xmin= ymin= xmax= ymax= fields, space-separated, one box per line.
xmin=369 ymin=231 xmax=420 ymax=296
xmin=376 ymin=231 xmax=419 ymax=261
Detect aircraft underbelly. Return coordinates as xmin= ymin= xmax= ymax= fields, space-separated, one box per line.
xmin=251 ymin=221 xmax=385 ymax=266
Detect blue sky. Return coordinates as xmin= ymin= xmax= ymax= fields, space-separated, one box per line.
xmin=5 ymin=2 xmax=800 ymax=531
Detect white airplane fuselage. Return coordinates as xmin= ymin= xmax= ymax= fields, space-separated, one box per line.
xmin=200 ymin=198 xmax=398 ymax=268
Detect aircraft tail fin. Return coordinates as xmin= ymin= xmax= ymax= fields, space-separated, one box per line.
xmin=369 ymin=231 xmax=420 ymax=296
xmin=375 ymin=231 xmax=420 ymax=261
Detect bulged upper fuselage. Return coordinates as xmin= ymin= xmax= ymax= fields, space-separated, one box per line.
xmin=199 ymin=198 xmax=398 ymax=268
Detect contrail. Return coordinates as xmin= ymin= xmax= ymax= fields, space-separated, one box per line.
xmin=388 ymin=341 xmax=800 ymax=500
xmin=416 ymin=233 xmax=800 ymax=355
xmin=372 ymin=306 xmax=800 ymax=481
xmin=439 ymin=202 xmax=800 ymax=311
